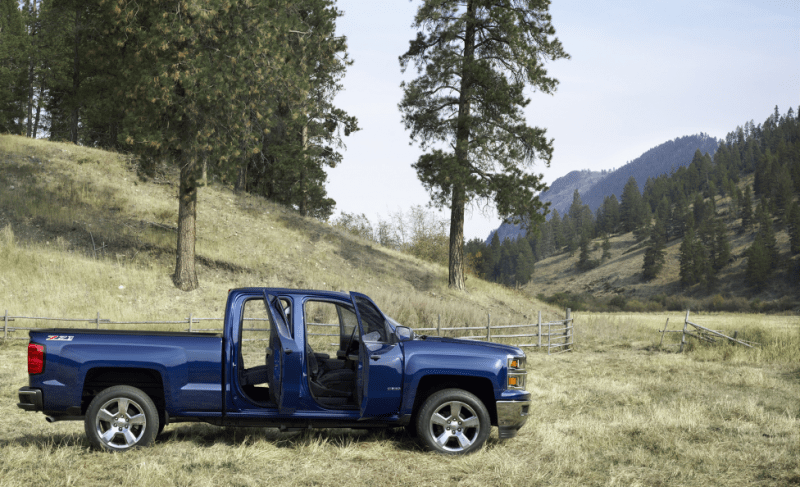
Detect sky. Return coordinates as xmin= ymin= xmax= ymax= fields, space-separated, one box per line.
xmin=326 ymin=0 xmax=800 ymax=241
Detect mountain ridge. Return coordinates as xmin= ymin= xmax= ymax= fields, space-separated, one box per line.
xmin=487 ymin=133 xmax=720 ymax=243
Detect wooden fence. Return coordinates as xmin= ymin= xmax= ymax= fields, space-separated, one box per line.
xmin=659 ymin=310 xmax=759 ymax=351
xmin=2 ymin=308 xmax=574 ymax=353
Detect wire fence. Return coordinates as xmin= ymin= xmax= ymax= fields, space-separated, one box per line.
xmin=2 ymin=308 xmax=574 ymax=353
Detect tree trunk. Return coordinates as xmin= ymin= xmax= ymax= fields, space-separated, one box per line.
xmin=235 ymin=163 xmax=247 ymax=193
xmin=70 ymin=7 xmax=81 ymax=144
xmin=448 ymin=184 xmax=466 ymax=290
xmin=447 ymin=0 xmax=476 ymax=290
xmin=32 ymin=84 xmax=42 ymax=137
xmin=173 ymin=151 xmax=199 ymax=291
xmin=299 ymin=124 xmax=308 ymax=216
xmin=201 ymin=152 xmax=208 ymax=186
xmin=25 ymin=1 xmax=37 ymax=138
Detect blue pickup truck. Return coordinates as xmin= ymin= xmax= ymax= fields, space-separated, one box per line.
xmin=18 ymin=288 xmax=530 ymax=455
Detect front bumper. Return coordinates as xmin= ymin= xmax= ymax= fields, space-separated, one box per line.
xmin=496 ymin=399 xmax=531 ymax=439
xmin=17 ymin=387 xmax=43 ymax=412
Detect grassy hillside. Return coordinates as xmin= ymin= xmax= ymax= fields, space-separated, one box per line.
xmin=0 ymin=134 xmax=556 ymax=332
xmin=525 ymin=179 xmax=799 ymax=313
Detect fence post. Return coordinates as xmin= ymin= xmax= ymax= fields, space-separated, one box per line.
xmin=537 ymin=311 xmax=541 ymax=349
xmin=548 ymin=319 xmax=551 ymax=355
xmin=659 ymin=318 xmax=669 ymax=347
xmin=189 ymin=313 xmax=193 ymax=333
xmin=486 ymin=313 xmax=491 ymax=341
xmin=437 ymin=314 xmax=441 ymax=337
xmin=96 ymin=312 xmax=100 ymax=330
xmin=3 ymin=310 xmax=7 ymax=341
xmin=680 ymin=310 xmax=689 ymax=353
xmin=565 ymin=308 xmax=572 ymax=351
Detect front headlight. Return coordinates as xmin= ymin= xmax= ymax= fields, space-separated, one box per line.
xmin=507 ymin=355 xmax=527 ymax=390
xmin=508 ymin=356 xmax=526 ymax=370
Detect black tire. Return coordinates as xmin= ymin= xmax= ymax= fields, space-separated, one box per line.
xmin=415 ymin=388 xmax=490 ymax=455
xmin=157 ymin=409 xmax=167 ymax=436
xmin=84 ymin=385 xmax=159 ymax=452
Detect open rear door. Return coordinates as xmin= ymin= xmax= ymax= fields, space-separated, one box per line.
xmin=350 ymin=292 xmax=404 ymax=419
xmin=263 ymin=292 xmax=295 ymax=414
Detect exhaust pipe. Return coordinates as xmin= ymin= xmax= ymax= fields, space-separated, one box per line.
xmin=45 ymin=415 xmax=83 ymax=423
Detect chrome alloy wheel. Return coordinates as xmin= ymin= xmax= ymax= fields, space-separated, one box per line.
xmin=427 ymin=400 xmax=481 ymax=452
xmin=94 ymin=397 xmax=148 ymax=449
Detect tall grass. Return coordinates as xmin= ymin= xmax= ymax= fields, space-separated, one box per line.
xmin=576 ymin=311 xmax=800 ymax=363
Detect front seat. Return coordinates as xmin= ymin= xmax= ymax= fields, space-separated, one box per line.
xmin=306 ymin=341 xmax=354 ymax=397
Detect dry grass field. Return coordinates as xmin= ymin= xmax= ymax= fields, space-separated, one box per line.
xmin=2 ymin=313 xmax=798 ymax=487
xmin=1 ymin=135 xmax=798 ymax=486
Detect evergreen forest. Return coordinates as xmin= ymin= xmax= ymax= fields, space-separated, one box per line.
xmin=0 ymin=0 xmax=357 ymax=220
xmin=466 ymin=107 xmax=800 ymax=308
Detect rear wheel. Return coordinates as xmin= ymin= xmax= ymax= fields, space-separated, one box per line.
xmin=415 ymin=388 xmax=490 ymax=455
xmin=84 ymin=385 xmax=158 ymax=452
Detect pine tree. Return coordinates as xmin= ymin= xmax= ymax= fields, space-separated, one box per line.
xmin=745 ymin=237 xmax=772 ymax=290
xmin=550 ymin=210 xmax=565 ymax=252
xmin=599 ymin=195 xmax=620 ymax=235
xmin=515 ymin=239 xmax=535 ymax=285
xmin=740 ymin=185 xmax=754 ymax=232
xmin=104 ymin=0 xmax=346 ymax=290
xmin=399 ymin=0 xmax=569 ymax=290
xmin=773 ymin=163 xmax=794 ymax=222
xmin=642 ymin=217 xmax=666 ymax=280
xmin=482 ymin=232 xmax=501 ymax=281
xmin=0 ymin=0 xmax=28 ymax=133
xmin=789 ymin=202 xmax=800 ymax=255
xmin=745 ymin=211 xmax=779 ymax=289
xmin=620 ymin=176 xmax=648 ymax=235
xmin=679 ymin=225 xmax=699 ymax=287
xmin=577 ymin=234 xmax=591 ymax=271
xmin=601 ymin=234 xmax=611 ymax=261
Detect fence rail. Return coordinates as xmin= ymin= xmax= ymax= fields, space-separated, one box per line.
xmin=658 ymin=310 xmax=760 ymax=351
xmin=3 ymin=308 xmax=574 ymax=353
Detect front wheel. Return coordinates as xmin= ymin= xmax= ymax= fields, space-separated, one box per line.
xmin=84 ymin=385 xmax=159 ymax=452
xmin=415 ymin=389 xmax=490 ymax=455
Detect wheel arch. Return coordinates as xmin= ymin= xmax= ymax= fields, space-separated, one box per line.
xmin=409 ymin=375 xmax=497 ymax=426
xmin=81 ymin=367 xmax=165 ymax=415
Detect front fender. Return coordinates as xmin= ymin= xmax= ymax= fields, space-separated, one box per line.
xmin=400 ymin=350 xmax=504 ymax=416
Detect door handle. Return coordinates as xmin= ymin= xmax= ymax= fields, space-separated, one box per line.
xmin=284 ymin=348 xmax=292 ymax=355
xmin=370 ymin=355 xmax=380 ymax=361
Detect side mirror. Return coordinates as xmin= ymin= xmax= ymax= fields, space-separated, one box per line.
xmin=394 ymin=325 xmax=415 ymax=342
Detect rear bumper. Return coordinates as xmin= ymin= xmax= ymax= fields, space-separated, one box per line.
xmin=496 ymin=399 xmax=531 ymax=439
xmin=17 ymin=387 xmax=43 ymax=412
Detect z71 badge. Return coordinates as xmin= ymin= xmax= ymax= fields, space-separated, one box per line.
xmin=46 ymin=335 xmax=74 ymax=341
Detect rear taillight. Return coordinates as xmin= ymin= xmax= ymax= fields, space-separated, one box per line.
xmin=28 ymin=343 xmax=44 ymax=374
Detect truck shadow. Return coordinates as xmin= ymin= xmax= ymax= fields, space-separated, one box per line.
xmin=160 ymin=424 xmax=423 ymax=451
xmin=160 ymin=423 xmax=506 ymax=453
xmin=2 ymin=426 xmax=506 ymax=453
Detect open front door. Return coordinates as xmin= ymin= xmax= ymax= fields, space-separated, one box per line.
xmin=263 ymin=292 xmax=295 ymax=414
xmin=350 ymin=292 xmax=404 ymax=419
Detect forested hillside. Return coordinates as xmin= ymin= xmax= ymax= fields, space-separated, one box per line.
xmin=468 ymin=107 xmax=800 ymax=310
xmin=0 ymin=0 xmax=358 ymax=290
xmin=489 ymin=169 xmax=607 ymax=243
xmin=489 ymin=133 xmax=719 ymax=244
